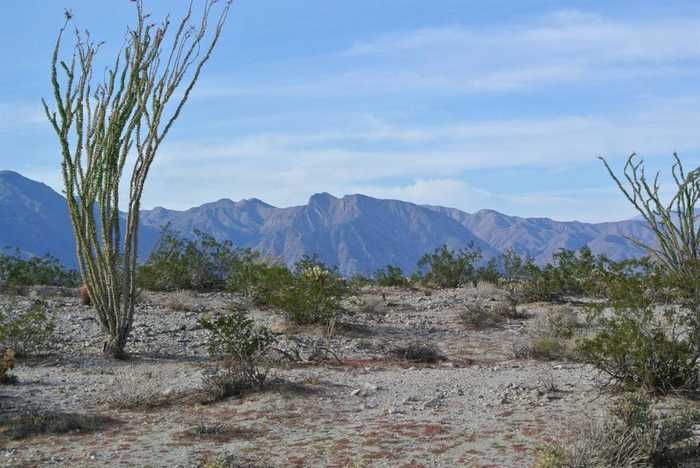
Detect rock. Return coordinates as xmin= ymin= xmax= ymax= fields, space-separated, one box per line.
xmin=270 ymin=318 xmax=291 ymax=334
xmin=365 ymin=399 xmax=378 ymax=409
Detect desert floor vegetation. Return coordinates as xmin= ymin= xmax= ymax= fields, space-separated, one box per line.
xmin=2 ymin=279 xmax=698 ymax=466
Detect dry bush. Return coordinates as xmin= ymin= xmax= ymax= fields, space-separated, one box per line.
xmin=1 ymin=409 xmax=114 ymax=439
xmin=514 ymin=307 xmax=585 ymax=361
xmin=390 ymin=342 xmax=447 ymax=363
xmin=163 ymin=289 xmax=199 ymax=312
xmin=534 ymin=392 xmax=700 ymax=468
xmin=200 ymin=357 xmax=268 ymax=403
xmin=102 ymin=367 xmax=177 ymax=410
xmin=460 ymin=300 xmax=523 ymax=329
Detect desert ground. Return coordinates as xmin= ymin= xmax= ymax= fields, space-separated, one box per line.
xmin=1 ymin=284 xmax=697 ymax=467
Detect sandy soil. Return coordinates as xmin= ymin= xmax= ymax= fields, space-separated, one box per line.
xmin=0 ymin=285 xmax=664 ymax=467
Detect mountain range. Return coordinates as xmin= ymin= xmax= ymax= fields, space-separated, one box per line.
xmin=0 ymin=170 xmax=654 ymax=275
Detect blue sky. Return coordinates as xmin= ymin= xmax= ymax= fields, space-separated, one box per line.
xmin=2 ymin=1 xmax=700 ymax=222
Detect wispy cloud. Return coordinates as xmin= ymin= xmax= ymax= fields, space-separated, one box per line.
xmin=143 ymin=93 xmax=700 ymax=221
xmin=198 ymin=10 xmax=700 ymax=98
xmin=0 ymin=102 xmax=44 ymax=130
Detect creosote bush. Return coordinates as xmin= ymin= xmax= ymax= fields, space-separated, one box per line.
xmin=226 ymin=255 xmax=292 ymax=305
xmin=416 ymin=244 xmax=482 ymax=288
xmin=507 ymin=247 xmax=612 ymax=303
xmin=578 ymin=305 xmax=699 ymax=394
xmin=0 ymin=300 xmax=56 ymax=356
xmin=373 ymin=265 xmax=410 ymax=287
xmin=199 ymin=308 xmax=275 ymax=401
xmin=0 ymin=250 xmax=79 ymax=294
xmin=272 ymin=256 xmax=351 ymax=326
xmin=140 ymin=227 xmax=247 ymax=292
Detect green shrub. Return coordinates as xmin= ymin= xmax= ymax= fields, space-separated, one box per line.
xmin=0 ymin=249 xmax=79 ymax=293
xmin=199 ymin=308 xmax=276 ymax=361
xmin=199 ymin=308 xmax=275 ymax=400
xmin=139 ymin=226 xmax=246 ymax=291
xmin=226 ymin=254 xmax=293 ymax=305
xmin=373 ymin=265 xmax=409 ymax=287
xmin=508 ymin=247 xmax=615 ymax=302
xmin=416 ymin=244 xmax=482 ymax=288
xmin=0 ymin=300 xmax=56 ymax=356
xmin=476 ymin=258 xmax=501 ymax=285
xmin=577 ymin=305 xmax=698 ymax=394
xmin=272 ymin=256 xmax=351 ymax=326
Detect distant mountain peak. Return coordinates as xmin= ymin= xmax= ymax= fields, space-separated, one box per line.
xmin=1 ymin=170 xmax=656 ymax=274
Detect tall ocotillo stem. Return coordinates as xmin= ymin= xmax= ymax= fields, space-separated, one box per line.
xmin=43 ymin=0 xmax=232 ymax=358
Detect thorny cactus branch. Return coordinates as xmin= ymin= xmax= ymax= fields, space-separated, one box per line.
xmin=600 ymin=153 xmax=700 ymax=276
xmin=43 ymin=0 xmax=232 ymax=358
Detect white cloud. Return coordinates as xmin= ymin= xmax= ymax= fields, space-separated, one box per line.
xmin=198 ymin=10 xmax=700 ymax=98
xmin=0 ymin=102 xmax=45 ymax=130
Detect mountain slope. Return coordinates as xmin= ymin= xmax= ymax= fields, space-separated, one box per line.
xmin=141 ymin=192 xmax=499 ymax=275
xmin=0 ymin=170 xmax=76 ymax=266
xmin=1 ymin=170 xmax=657 ymax=276
xmin=428 ymin=207 xmax=653 ymax=264
xmin=0 ymin=171 xmax=160 ymax=269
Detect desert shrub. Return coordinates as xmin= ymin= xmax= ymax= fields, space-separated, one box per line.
xmin=226 ymin=254 xmax=293 ymax=305
xmin=0 ymin=249 xmax=79 ymax=293
xmin=510 ymin=247 xmax=614 ymax=302
xmin=501 ymin=248 xmax=535 ymax=283
xmin=416 ymin=243 xmax=482 ymax=288
xmin=273 ymin=256 xmax=351 ymax=326
xmin=1 ymin=409 xmax=114 ymax=439
xmin=460 ymin=301 xmax=510 ymax=329
xmin=199 ymin=308 xmax=275 ymax=401
xmin=229 ymin=255 xmax=351 ymax=326
xmin=476 ymin=258 xmax=501 ymax=285
xmin=373 ymin=265 xmax=409 ymax=287
xmin=139 ymin=226 xmax=247 ymax=291
xmin=162 ymin=289 xmax=199 ymax=312
xmin=0 ymin=300 xmax=55 ymax=356
xmin=577 ymin=306 xmax=698 ymax=394
xmin=390 ymin=342 xmax=447 ymax=363
xmin=534 ymin=392 xmax=700 ymax=467
xmin=103 ymin=367 xmax=175 ymax=410
xmin=348 ymin=273 xmax=373 ymax=289
xmin=514 ymin=308 xmax=585 ymax=361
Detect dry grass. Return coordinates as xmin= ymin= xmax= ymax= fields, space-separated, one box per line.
xmin=1 ymin=409 xmax=115 ymax=439
xmin=101 ymin=367 xmax=180 ymax=410
xmin=460 ymin=300 xmax=524 ymax=329
xmin=513 ymin=307 xmax=585 ymax=361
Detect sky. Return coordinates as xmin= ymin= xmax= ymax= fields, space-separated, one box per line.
xmin=2 ymin=0 xmax=700 ymax=222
